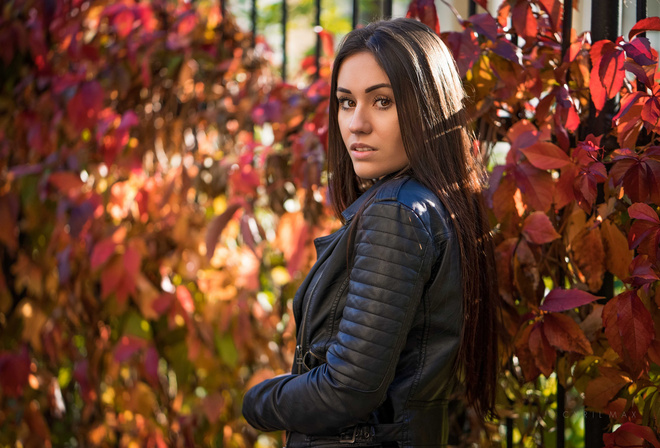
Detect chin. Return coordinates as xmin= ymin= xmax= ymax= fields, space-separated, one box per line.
xmin=355 ymin=171 xmax=383 ymax=180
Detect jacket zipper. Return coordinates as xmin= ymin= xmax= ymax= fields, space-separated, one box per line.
xmin=295 ymin=267 xmax=325 ymax=374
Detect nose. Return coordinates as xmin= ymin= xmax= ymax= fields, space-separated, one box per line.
xmin=348 ymin=105 xmax=372 ymax=134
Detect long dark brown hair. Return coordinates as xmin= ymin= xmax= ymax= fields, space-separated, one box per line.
xmin=328 ymin=18 xmax=500 ymax=420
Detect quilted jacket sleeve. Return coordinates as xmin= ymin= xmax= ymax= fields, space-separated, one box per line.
xmin=242 ymin=200 xmax=436 ymax=434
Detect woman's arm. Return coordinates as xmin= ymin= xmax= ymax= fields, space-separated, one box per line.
xmin=242 ymin=200 xmax=436 ymax=434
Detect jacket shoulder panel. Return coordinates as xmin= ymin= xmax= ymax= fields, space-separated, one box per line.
xmin=373 ymin=177 xmax=453 ymax=240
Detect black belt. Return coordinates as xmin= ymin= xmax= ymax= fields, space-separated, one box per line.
xmin=286 ymin=423 xmax=404 ymax=447
xmin=337 ymin=423 xmax=404 ymax=444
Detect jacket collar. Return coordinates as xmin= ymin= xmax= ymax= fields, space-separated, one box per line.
xmin=340 ymin=174 xmax=401 ymax=222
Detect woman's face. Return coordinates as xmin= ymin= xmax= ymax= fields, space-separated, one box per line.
xmin=336 ymin=52 xmax=408 ymax=180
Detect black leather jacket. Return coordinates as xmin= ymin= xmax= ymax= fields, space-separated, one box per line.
xmin=242 ymin=176 xmax=463 ymax=447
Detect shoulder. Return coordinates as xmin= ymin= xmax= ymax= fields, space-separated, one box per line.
xmin=370 ymin=176 xmax=453 ymax=239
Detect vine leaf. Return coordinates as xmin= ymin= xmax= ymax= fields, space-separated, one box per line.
xmin=406 ymin=0 xmax=440 ymax=34
xmin=629 ymin=16 xmax=660 ymax=40
xmin=519 ymin=142 xmax=571 ymax=170
xmin=590 ymin=40 xmax=625 ymax=114
xmin=603 ymin=290 xmax=655 ymax=377
xmin=604 ymin=422 xmax=660 ymax=448
xmin=521 ymin=211 xmax=560 ymax=245
xmin=540 ymin=289 xmax=601 ymax=313
xmin=542 ymin=313 xmax=593 ymax=355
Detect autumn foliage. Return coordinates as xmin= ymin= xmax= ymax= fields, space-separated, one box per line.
xmin=1 ymin=0 xmax=660 ymax=446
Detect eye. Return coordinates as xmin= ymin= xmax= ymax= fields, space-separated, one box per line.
xmin=337 ymin=97 xmax=355 ymax=110
xmin=374 ymin=96 xmax=393 ymax=109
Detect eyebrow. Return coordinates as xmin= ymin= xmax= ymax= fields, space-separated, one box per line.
xmin=336 ymin=83 xmax=392 ymax=94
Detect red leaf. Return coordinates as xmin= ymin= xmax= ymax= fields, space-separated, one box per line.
xmin=529 ymin=324 xmax=555 ymax=377
xmin=612 ymin=158 xmax=657 ymax=204
xmin=511 ymin=1 xmax=537 ymax=41
xmin=445 ymin=30 xmax=480 ymax=77
xmin=521 ymin=211 xmax=560 ymax=244
xmin=590 ymin=40 xmax=622 ymax=113
xmin=114 ymin=335 xmax=147 ymax=362
xmin=599 ymin=46 xmax=626 ymax=99
xmin=176 ymin=285 xmax=195 ymax=314
xmin=492 ymin=39 xmax=520 ymax=63
xmin=406 ymin=0 xmax=440 ymax=35
xmin=564 ymin=41 xmax=585 ymax=63
xmin=618 ymin=290 xmax=655 ymax=363
xmin=0 ymin=193 xmax=18 ymax=252
xmin=91 ymin=238 xmax=116 ymax=270
xmin=73 ymin=360 xmax=94 ymax=403
xmin=67 ymin=81 xmax=104 ymax=131
xmin=627 ymin=255 xmax=659 ymax=286
xmin=613 ymin=91 xmax=646 ymax=122
xmin=628 ymin=220 xmax=660 ymax=262
xmin=520 ymin=142 xmax=571 ymax=170
xmin=101 ymin=255 xmax=124 ymax=300
xmin=470 ymin=13 xmax=498 ymax=41
xmin=642 ymin=93 xmax=660 ymax=127
xmin=27 ymin=15 xmax=47 ymax=70
xmin=538 ymin=0 xmax=562 ymax=32
xmin=113 ymin=9 xmax=134 ymax=39
xmin=628 ymin=203 xmax=660 ymax=223
xmin=0 ymin=346 xmax=30 ymax=398
xmin=555 ymin=164 xmax=577 ymax=210
xmin=507 ymin=120 xmax=542 ymax=151
xmin=514 ymin=323 xmax=541 ymax=382
xmin=624 ymin=61 xmax=653 ymax=88
xmin=152 ymin=293 xmax=175 ymax=316
xmin=124 ymin=243 xmax=141 ymax=273
xmin=629 ymin=16 xmax=660 ymax=40
xmin=144 ymin=346 xmax=159 ymax=388
xmin=513 ymin=162 xmax=554 ymax=212
xmin=605 ymin=422 xmax=660 ymax=448
xmin=492 ymin=171 xmax=521 ymax=222
xmin=623 ymin=37 xmax=657 ymax=66
xmin=542 ymin=313 xmax=593 ymax=355
xmin=319 ymin=30 xmax=335 ymax=57
xmin=49 ymin=172 xmax=84 ymax=199
xmin=585 ymin=374 xmax=630 ymax=410
xmin=177 ymin=12 xmax=198 ymax=36
xmin=540 ymin=289 xmax=602 ymax=312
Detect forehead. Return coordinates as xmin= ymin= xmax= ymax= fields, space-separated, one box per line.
xmin=336 ymin=52 xmax=390 ymax=88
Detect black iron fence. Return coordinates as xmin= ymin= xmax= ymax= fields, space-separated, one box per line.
xmin=234 ymin=1 xmax=651 ymax=446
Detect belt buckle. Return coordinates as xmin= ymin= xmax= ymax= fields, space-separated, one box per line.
xmin=339 ymin=426 xmax=358 ymax=444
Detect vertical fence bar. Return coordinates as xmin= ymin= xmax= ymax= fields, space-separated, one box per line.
xmin=281 ymin=0 xmax=287 ymax=81
xmin=561 ymin=0 xmax=573 ymax=59
xmin=383 ymin=0 xmax=392 ymax=19
xmin=637 ymin=0 xmax=647 ymax=22
xmin=314 ymin=0 xmax=321 ymax=79
xmin=251 ymin=0 xmax=257 ymax=46
xmin=506 ymin=417 xmax=514 ymax=448
xmin=468 ymin=0 xmax=476 ymax=16
xmin=352 ymin=0 xmax=359 ymax=28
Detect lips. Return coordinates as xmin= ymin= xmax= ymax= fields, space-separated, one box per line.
xmin=350 ymin=143 xmax=375 ymax=152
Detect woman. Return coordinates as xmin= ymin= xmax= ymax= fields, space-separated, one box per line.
xmin=242 ymin=18 xmax=499 ymax=447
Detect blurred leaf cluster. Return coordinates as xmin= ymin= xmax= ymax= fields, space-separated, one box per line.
xmin=0 ymin=0 xmax=332 ymax=446
xmin=4 ymin=0 xmax=660 ymax=447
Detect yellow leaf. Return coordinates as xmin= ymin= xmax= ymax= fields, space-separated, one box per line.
xmin=600 ymin=220 xmax=633 ymax=280
xmin=571 ymin=224 xmax=605 ymax=292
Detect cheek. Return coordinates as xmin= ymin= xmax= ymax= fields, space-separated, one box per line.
xmin=338 ymin=116 xmax=351 ymax=140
